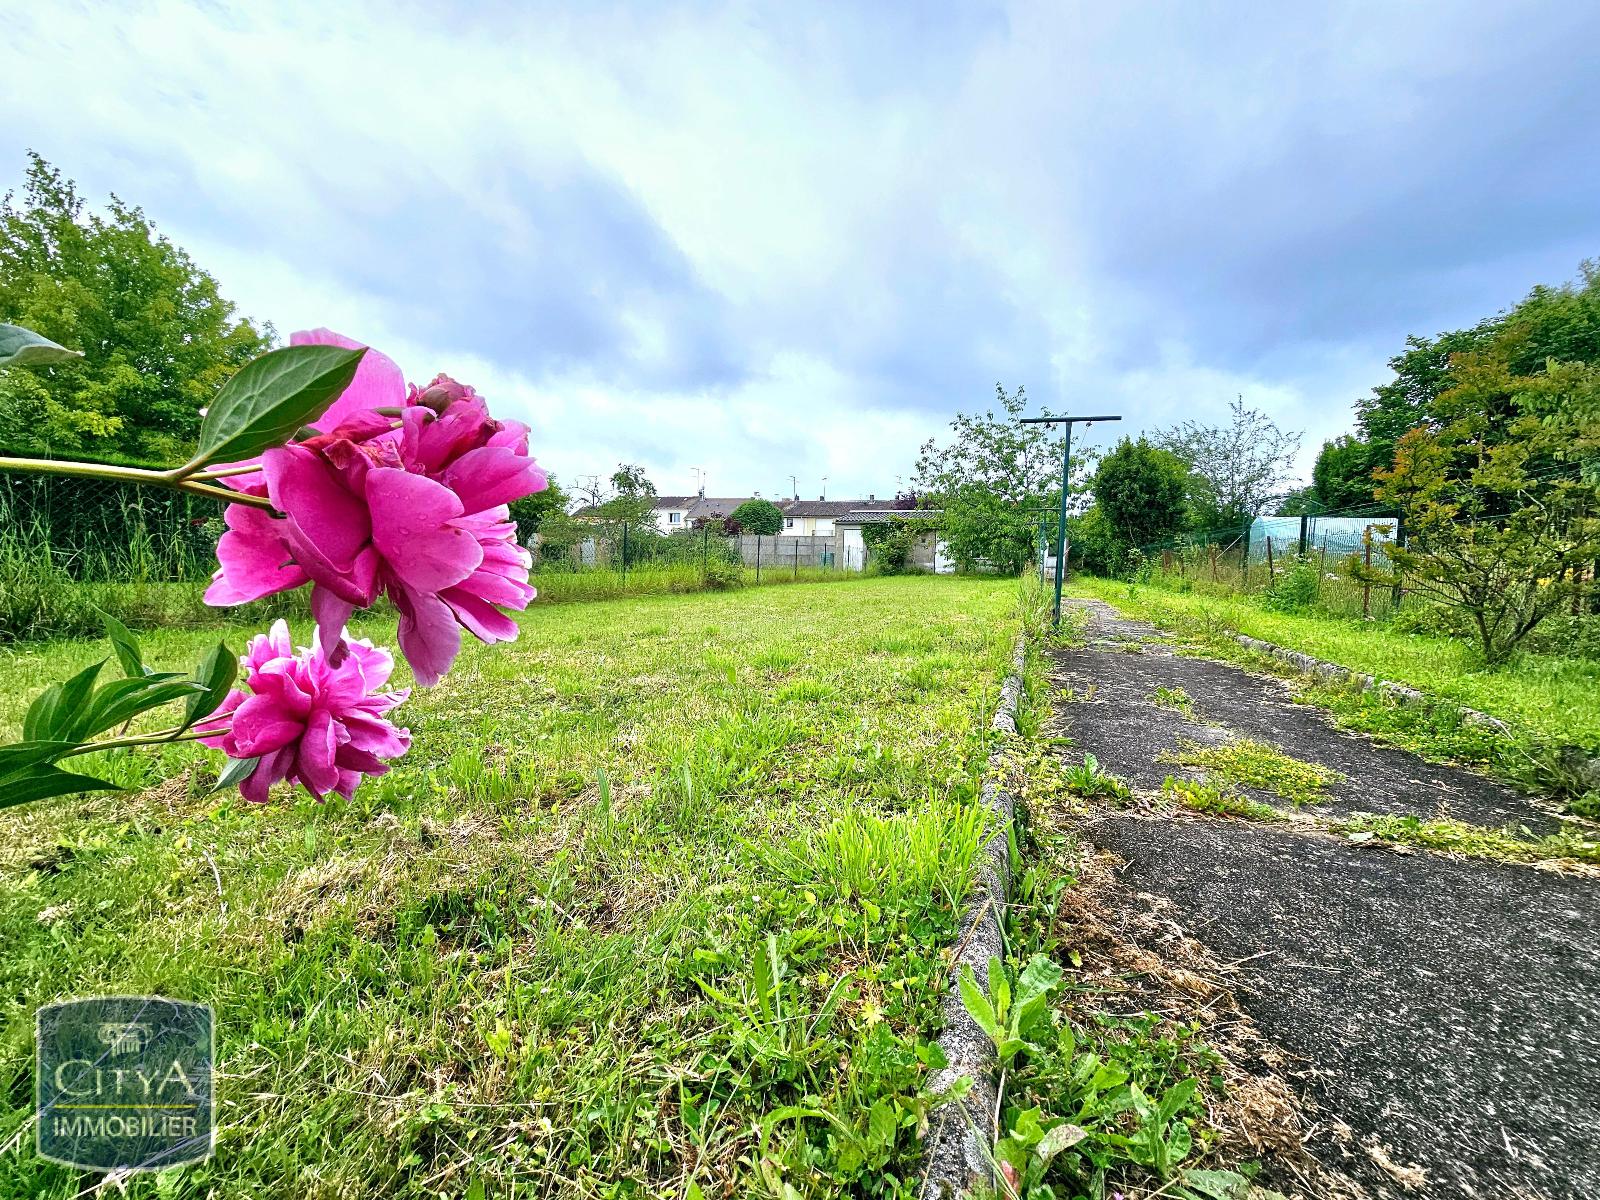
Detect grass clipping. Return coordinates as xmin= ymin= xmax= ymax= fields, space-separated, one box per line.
xmin=1055 ymin=843 xmax=1370 ymax=1200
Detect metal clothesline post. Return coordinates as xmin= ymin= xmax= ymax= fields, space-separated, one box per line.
xmin=1021 ymin=413 xmax=1122 ymax=627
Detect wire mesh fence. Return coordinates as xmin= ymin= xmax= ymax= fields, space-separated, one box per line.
xmin=0 ymin=472 xmax=222 ymax=582
xmin=1127 ymin=522 xmax=1408 ymax=621
xmin=0 ymin=472 xmax=892 ymax=640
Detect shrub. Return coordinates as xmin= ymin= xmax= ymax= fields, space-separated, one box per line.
xmin=861 ymin=517 xmax=922 ymax=575
xmin=729 ymin=498 xmax=783 ymax=537
xmin=1263 ymin=554 xmax=1320 ymax=613
xmin=702 ymin=558 xmax=744 ymax=590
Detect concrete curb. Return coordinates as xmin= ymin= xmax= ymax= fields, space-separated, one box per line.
xmin=1230 ymin=632 xmax=1520 ymax=736
xmin=920 ymin=633 xmax=1027 ymax=1198
xmin=1231 ymin=632 xmax=1600 ymax=792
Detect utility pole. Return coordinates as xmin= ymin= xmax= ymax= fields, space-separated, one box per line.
xmin=1021 ymin=413 xmax=1122 ymax=627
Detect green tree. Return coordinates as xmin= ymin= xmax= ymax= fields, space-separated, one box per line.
xmin=1152 ymin=396 xmax=1299 ymax=530
xmin=507 ymin=474 xmax=571 ymax=544
xmin=1355 ymin=326 xmax=1493 ymax=476
xmin=1281 ymin=434 xmax=1379 ymax=514
xmin=1090 ymin=437 xmax=1189 ymax=559
xmin=860 ymin=516 xmax=924 ymax=574
xmin=1495 ymin=261 xmax=1600 ymax=377
xmin=1310 ymin=434 xmax=1378 ymax=510
xmin=729 ymin=498 xmax=783 ymax=536
xmin=1064 ymin=505 xmax=1122 ymax=576
xmin=595 ymin=462 xmax=657 ymax=528
xmin=1375 ymin=350 xmax=1600 ymax=666
xmin=0 ymin=154 xmax=272 ymax=461
xmin=915 ymin=383 xmax=1082 ymax=574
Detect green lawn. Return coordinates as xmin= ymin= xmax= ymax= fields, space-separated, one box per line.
xmin=1073 ymin=577 xmax=1600 ymax=753
xmin=0 ymin=576 xmax=1024 ymax=1198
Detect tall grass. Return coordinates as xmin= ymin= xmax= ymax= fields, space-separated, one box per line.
xmin=532 ymin=562 xmax=860 ymax=604
xmin=0 ymin=521 xmax=871 ymax=642
xmin=0 ymin=517 xmax=310 ymax=643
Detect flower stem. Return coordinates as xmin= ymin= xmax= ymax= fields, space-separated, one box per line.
xmin=187 ymin=464 xmax=263 ymax=482
xmin=0 ymin=456 xmax=274 ymax=511
xmin=61 ymin=726 xmax=225 ymax=759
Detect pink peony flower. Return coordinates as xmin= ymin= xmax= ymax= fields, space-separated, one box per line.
xmin=205 ymin=331 xmax=548 ymax=686
xmin=197 ymin=620 xmax=410 ymax=803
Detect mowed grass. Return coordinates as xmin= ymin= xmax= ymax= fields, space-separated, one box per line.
xmin=0 ymin=576 xmax=1022 ymax=1198
xmin=1073 ymin=577 xmax=1600 ymax=753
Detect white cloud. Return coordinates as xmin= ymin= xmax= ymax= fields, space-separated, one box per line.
xmin=3 ymin=0 xmax=1597 ymax=495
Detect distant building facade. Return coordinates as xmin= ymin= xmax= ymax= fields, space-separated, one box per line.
xmin=646 ymin=494 xmax=895 ymax=537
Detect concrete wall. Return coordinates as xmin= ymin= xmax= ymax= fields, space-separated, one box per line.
xmin=734 ymin=533 xmax=865 ymax=571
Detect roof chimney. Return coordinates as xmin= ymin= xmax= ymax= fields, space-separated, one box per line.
xmin=869 ymin=493 xmax=875 ymax=502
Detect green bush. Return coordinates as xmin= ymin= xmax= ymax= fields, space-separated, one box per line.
xmin=861 ymin=518 xmax=922 ymax=575
xmin=702 ymin=558 xmax=744 ymax=590
xmin=1263 ymin=554 xmax=1320 ymax=613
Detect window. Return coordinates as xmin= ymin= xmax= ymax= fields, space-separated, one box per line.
xmin=785 ymin=517 xmax=795 ymax=529
xmin=668 ymin=512 xmax=681 ymax=524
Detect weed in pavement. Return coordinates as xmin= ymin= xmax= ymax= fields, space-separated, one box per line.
xmin=1162 ymin=738 xmax=1339 ymax=808
xmin=1337 ymin=812 xmax=1600 ymax=866
xmin=1161 ymin=776 xmax=1283 ymax=823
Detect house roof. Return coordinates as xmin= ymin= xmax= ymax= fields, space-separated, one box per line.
xmin=835 ymin=509 xmax=943 ymax=526
xmin=650 ymin=496 xmax=890 ymax=521
xmin=778 ymin=499 xmax=872 ymax=517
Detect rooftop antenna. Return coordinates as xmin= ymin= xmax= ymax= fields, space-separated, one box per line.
xmin=691 ymin=466 xmax=705 ymax=498
xmin=788 ymin=474 xmax=799 ymax=501
xmin=821 ymin=475 xmax=829 ymax=501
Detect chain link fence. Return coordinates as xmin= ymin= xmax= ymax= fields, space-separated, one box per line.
xmin=0 ymin=472 xmax=222 ymax=582
xmin=1127 ymin=513 xmax=1409 ymax=620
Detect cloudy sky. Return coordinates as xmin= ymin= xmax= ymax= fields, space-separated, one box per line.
xmin=5 ymin=1 xmax=1598 ymax=501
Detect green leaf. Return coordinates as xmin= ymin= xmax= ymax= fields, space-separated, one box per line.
xmin=1158 ymin=1077 xmax=1200 ymax=1125
xmin=101 ymin=612 xmax=148 ymax=677
xmin=956 ymin=966 xmax=1000 ymax=1043
xmin=751 ymin=935 xmax=777 ymax=1024
xmin=183 ymin=642 xmax=237 ymax=728
xmin=0 ymin=322 xmax=82 ymax=367
xmin=0 ymin=764 xmax=121 ymax=810
xmin=1165 ymin=1120 xmax=1193 ymax=1167
xmin=23 ymin=660 xmax=104 ymax=741
xmin=1016 ymin=954 xmax=1064 ymax=1008
xmin=1014 ymin=953 xmax=1064 ymax=1038
xmin=80 ymin=678 xmax=206 ymax=740
xmin=1036 ymin=1122 xmax=1090 ymax=1164
xmin=987 ymin=955 xmax=1011 ymax=1024
xmin=1087 ymin=1061 xmax=1130 ymax=1093
xmin=994 ymin=1135 xmax=1030 ymax=1172
xmin=0 ymin=739 xmax=78 ymax=777
xmin=195 ymin=344 xmax=366 ymax=465
xmin=210 ymin=755 xmax=260 ymax=795
xmin=1008 ymin=1105 xmax=1047 ymax=1149
xmin=1179 ymin=1169 xmax=1255 ymax=1200
xmin=866 ymin=1099 xmax=897 ymax=1147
